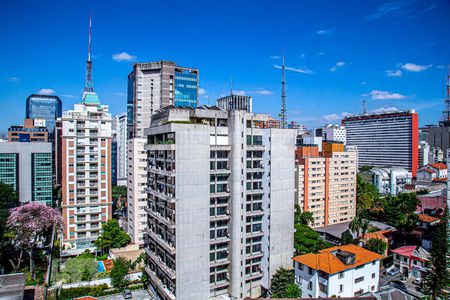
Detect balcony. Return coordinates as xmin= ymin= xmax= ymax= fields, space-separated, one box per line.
xmin=144 ymin=266 xmax=176 ymax=300
xmin=145 ymin=248 xmax=176 ymax=280
xmin=210 ymin=280 xmax=230 ymax=289
xmin=145 ymin=143 xmax=176 ymax=151
xmin=147 ymin=209 xmax=175 ymax=229
xmin=144 ymin=228 xmax=176 ymax=255
xmin=146 ymin=188 xmax=176 ymax=203
xmin=148 ymin=166 xmax=175 ymax=177
xmin=246 ymin=251 xmax=264 ymax=260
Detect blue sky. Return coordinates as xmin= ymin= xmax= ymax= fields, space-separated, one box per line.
xmin=0 ymin=0 xmax=449 ymax=131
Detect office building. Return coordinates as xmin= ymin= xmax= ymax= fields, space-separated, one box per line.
xmin=361 ymin=167 xmax=412 ymax=196
xmin=112 ymin=113 xmax=127 ymax=186
xmin=293 ymin=244 xmax=382 ymax=298
xmin=343 ymin=110 xmax=419 ymax=177
xmin=8 ymin=118 xmax=49 ymax=142
xmin=55 ymin=120 xmax=63 ymax=185
xmin=143 ymin=106 xmax=296 ymax=299
xmin=0 ymin=142 xmax=53 ymax=206
xmin=127 ymin=61 xmax=199 ymax=139
xmin=324 ymin=124 xmax=346 ymax=144
xmin=295 ymin=142 xmax=357 ymax=227
xmin=419 ymin=141 xmax=430 ymax=166
xmin=26 ymin=94 xmax=62 ymax=135
xmin=127 ymin=138 xmax=147 ymax=245
xmin=217 ymin=94 xmax=252 ymax=112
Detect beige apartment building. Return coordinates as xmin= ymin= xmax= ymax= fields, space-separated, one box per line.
xmin=295 ymin=142 xmax=357 ymax=228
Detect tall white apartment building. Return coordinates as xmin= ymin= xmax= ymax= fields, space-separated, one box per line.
xmin=343 ymin=110 xmax=419 ymax=177
xmin=143 ymin=106 xmax=296 ymax=300
xmin=293 ymin=244 xmax=382 ymax=298
xmin=295 ymin=142 xmax=357 ymax=227
xmin=61 ymin=92 xmax=112 ymax=255
xmin=127 ymin=138 xmax=148 ymax=245
xmin=324 ymin=124 xmax=346 ymax=144
xmin=112 ymin=113 xmax=127 ymax=186
xmin=418 ymin=141 xmax=430 ymax=166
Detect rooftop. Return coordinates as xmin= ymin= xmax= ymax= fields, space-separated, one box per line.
xmin=430 ymin=162 xmax=447 ymax=170
xmin=417 ymin=214 xmax=440 ymax=223
xmin=391 ymin=245 xmax=430 ymax=261
xmin=0 ymin=273 xmax=26 ymax=300
xmin=292 ymin=244 xmax=382 ymax=274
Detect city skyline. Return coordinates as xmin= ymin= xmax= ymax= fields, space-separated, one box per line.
xmin=1 ymin=0 xmax=449 ymax=131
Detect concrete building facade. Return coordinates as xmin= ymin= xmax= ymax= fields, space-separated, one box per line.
xmin=295 ymin=142 xmax=357 ymax=227
xmin=143 ymin=106 xmax=296 ymax=300
xmin=217 ymin=94 xmax=252 ymax=112
xmin=8 ymin=118 xmax=49 ymax=142
xmin=60 ymin=92 xmax=112 ymax=255
xmin=0 ymin=142 xmax=53 ymax=206
xmin=127 ymin=137 xmax=148 ymax=245
xmin=324 ymin=124 xmax=346 ymax=144
xmin=112 ymin=113 xmax=127 ymax=186
xmin=343 ymin=110 xmax=419 ymax=177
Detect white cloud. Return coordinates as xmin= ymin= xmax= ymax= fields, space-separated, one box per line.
xmin=37 ymin=88 xmax=56 ymax=95
xmin=274 ymin=64 xmax=314 ymax=75
xmin=330 ymin=61 xmax=346 ymax=72
xmin=361 ymin=81 xmax=367 ymax=85
xmin=112 ymin=52 xmax=136 ymax=62
xmin=370 ymin=106 xmax=400 ymax=114
xmin=400 ymin=63 xmax=432 ymax=72
xmin=341 ymin=112 xmax=352 ymax=118
xmin=323 ymin=114 xmax=340 ymax=121
xmin=112 ymin=92 xmax=127 ymax=97
xmin=300 ymin=53 xmax=306 ymax=58
xmin=251 ymin=89 xmax=273 ymax=95
xmin=365 ymin=2 xmax=407 ymax=21
xmin=6 ymin=76 xmax=20 ymax=82
xmin=316 ymin=28 xmax=334 ymax=35
xmin=198 ymin=88 xmax=207 ymax=96
xmin=61 ymin=94 xmax=76 ymax=99
xmin=436 ymin=65 xmax=445 ymax=69
xmin=317 ymin=52 xmax=325 ymax=56
xmin=385 ymin=70 xmax=403 ymax=77
xmin=270 ymin=55 xmax=281 ymax=59
xmin=233 ymin=90 xmax=247 ymax=96
xmin=363 ymin=90 xmax=407 ymax=100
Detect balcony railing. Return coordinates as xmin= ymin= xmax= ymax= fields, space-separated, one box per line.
xmin=145 ymin=248 xmax=176 ymax=280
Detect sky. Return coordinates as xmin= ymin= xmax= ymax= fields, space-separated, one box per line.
xmin=0 ymin=0 xmax=449 ymax=131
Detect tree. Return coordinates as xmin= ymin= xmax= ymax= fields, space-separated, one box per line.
xmin=112 ymin=185 xmax=127 ymax=214
xmin=424 ymin=210 xmax=449 ymax=299
xmin=349 ymin=214 xmax=363 ymax=239
xmin=0 ymin=183 xmax=19 ymax=260
xmin=294 ymin=223 xmax=332 ymax=255
xmin=340 ymin=229 xmax=354 ymax=245
xmin=110 ymin=256 xmax=131 ymax=289
xmin=94 ymin=219 xmax=130 ymax=252
xmin=7 ymin=202 xmax=62 ymax=280
xmin=294 ymin=205 xmax=313 ymax=226
xmin=364 ymin=238 xmax=387 ymax=255
xmin=356 ymin=175 xmax=379 ymax=212
xmin=270 ymin=267 xmax=300 ymax=298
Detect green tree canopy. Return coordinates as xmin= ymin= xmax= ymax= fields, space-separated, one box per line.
xmin=0 ymin=182 xmax=19 ymax=255
xmin=294 ymin=223 xmax=332 ymax=255
xmin=364 ymin=238 xmax=387 ymax=255
xmin=340 ymin=229 xmax=354 ymax=245
xmin=294 ymin=205 xmax=314 ymax=226
xmin=94 ymin=219 xmax=130 ymax=252
xmin=424 ymin=211 xmax=449 ymax=299
xmin=62 ymin=252 xmax=97 ymax=283
xmin=110 ymin=256 xmax=131 ymax=289
xmin=270 ymin=267 xmax=300 ymax=298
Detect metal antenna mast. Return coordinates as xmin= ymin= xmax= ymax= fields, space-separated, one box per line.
xmin=280 ymin=49 xmax=287 ymax=129
xmin=443 ymin=65 xmax=450 ymax=123
xmin=84 ymin=15 xmax=94 ymax=93
xmin=363 ymin=99 xmax=367 ymax=115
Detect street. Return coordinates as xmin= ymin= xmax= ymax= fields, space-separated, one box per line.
xmin=379 ymin=270 xmax=424 ymax=299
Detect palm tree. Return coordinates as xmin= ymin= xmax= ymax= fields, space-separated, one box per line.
xmin=349 ymin=214 xmax=362 ymax=238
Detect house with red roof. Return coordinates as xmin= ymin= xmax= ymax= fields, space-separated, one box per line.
xmin=391 ymin=246 xmax=430 ymax=280
xmin=418 ymin=163 xmax=448 ymax=181
xmin=293 ymin=244 xmax=382 ymax=298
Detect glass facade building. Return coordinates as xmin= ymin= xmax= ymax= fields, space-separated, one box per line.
xmin=174 ymin=70 xmax=198 ymax=107
xmin=31 ymin=153 xmax=53 ymax=206
xmin=0 ymin=153 xmax=19 ymax=191
xmin=26 ymin=94 xmax=62 ymax=134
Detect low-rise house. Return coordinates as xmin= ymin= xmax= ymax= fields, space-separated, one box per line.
xmin=361 ymin=230 xmax=394 ymax=257
xmin=293 ymin=244 xmax=382 ymax=298
xmin=391 ymin=246 xmax=430 ymax=280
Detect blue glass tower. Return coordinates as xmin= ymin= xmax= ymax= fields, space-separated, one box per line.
xmin=174 ymin=70 xmax=198 ymax=107
xmin=26 ymin=94 xmax=62 ymax=134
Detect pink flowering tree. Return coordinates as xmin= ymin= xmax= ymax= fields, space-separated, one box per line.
xmin=7 ymin=202 xmax=62 ymax=280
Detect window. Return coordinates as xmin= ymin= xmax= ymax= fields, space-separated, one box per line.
xmin=319 ymin=283 xmax=327 ymax=293
xmin=298 ymin=263 xmax=304 ymax=271
xmin=308 ymin=267 xmax=313 ymax=275
xmin=339 ymin=284 xmax=343 ymax=293
xmin=338 ymin=271 xmax=344 ymax=279
xmin=355 ymin=276 xmax=364 ymax=283
xmin=372 ymin=273 xmax=375 ymax=279
xmin=308 ymin=281 xmax=312 ymax=290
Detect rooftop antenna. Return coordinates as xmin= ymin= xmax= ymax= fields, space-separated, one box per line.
xmin=84 ymin=15 xmax=94 ymax=94
xmin=280 ymin=49 xmax=287 ymax=129
xmin=230 ymin=77 xmax=233 ymax=96
xmin=363 ymin=99 xmax=367 ymax=115
xmin=442 ymin=65 xmax=450 ymax=123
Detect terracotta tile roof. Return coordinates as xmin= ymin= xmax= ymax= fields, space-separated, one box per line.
xmin=391 ymin=245 xmax=417 ymax=257
xmin=391 ymin=245 xmax=430 ymax=262
xmin=362 ymin=229 xmax=392 ymax=241
xmin=292 ymin=244 xmax=382 ymax=274
xmin=430 ymin=163 xmax=447 ymax=170
xmin=418 ymin=214 xmax=440 ymax=223
xmin=74 ymin=297 xmax=98 ymax=300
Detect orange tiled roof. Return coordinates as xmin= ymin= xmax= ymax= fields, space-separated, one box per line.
xmin=430 ymin=163 xmax=447 ymax=170
xmin=292 ymin=244 xmax=382 ymax=275
xmin=362 ymin=230 xmax=392 ymax=241
xmin=418 ymin=214 xmax=439 ymax=223
xmin=74 ymin=297 xmax=98 ymax=300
